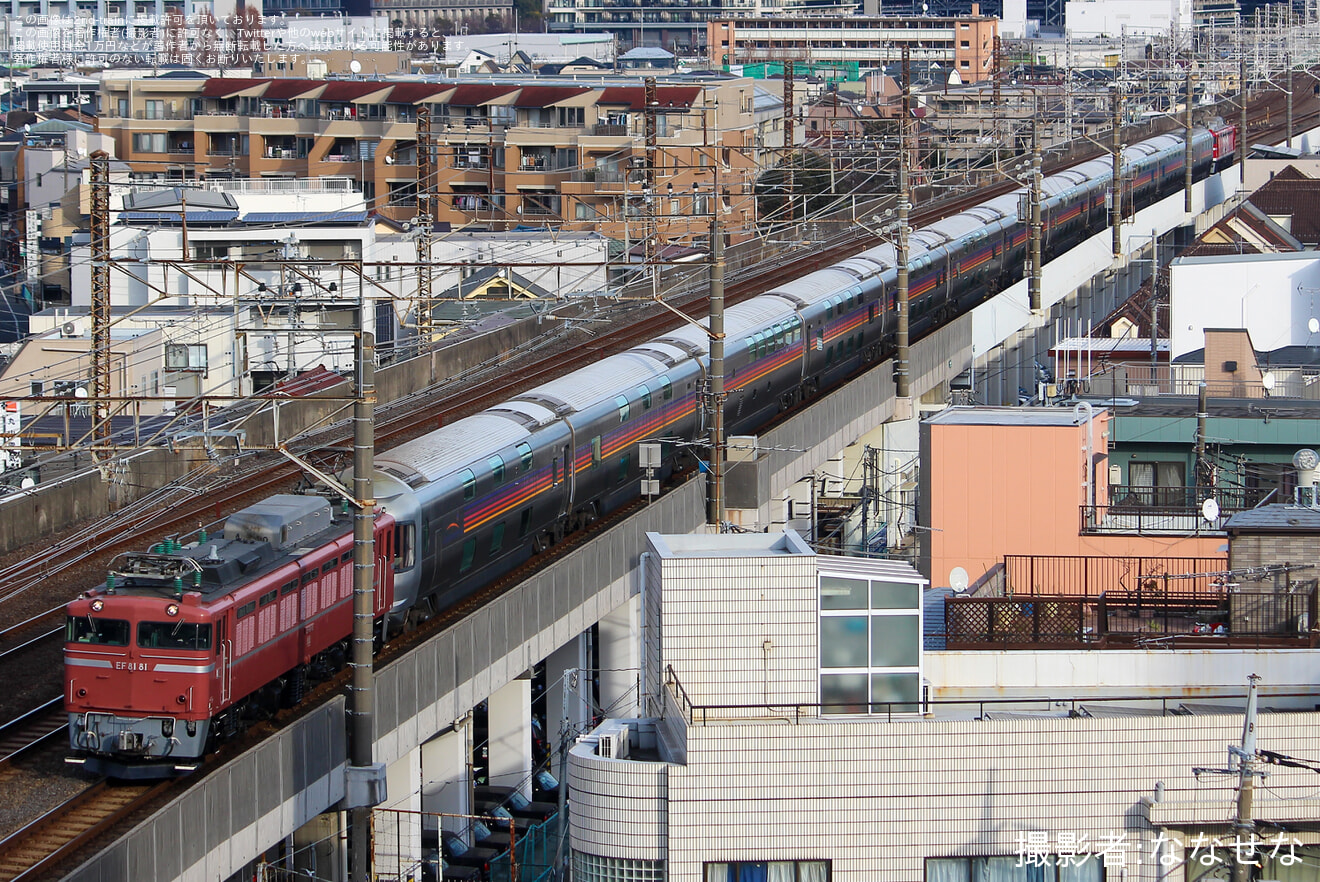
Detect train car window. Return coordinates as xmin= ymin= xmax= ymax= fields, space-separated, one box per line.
xmin=341 ymin=552 xmax=353 ymax=564
xmin=516 ymin=442 xmax=533 ymax=472
xmin=281 ymin=580 xmax=298 ymax=595
xmin=490 ymin=522 xmax=505 ymax=555
xmin=138 ymin=621 xmax=212 ymax=651
xmin=637 ymin=384 xmax=652 ymax=410
xmin=394 ymin=523 xmax=416 ymax=571
xmin=744 ymin=336 xmax=754 ymax=356
xmin=459 ymin=538 xmax=477 ymax=573
xmin=321 ymin=561 xmax=335 ymax=575
xmin=617 ymin=453 xmax=630 ymax=486
xmin=67 ymin=616 xmax=130 ymax=646
xmin=519 ymin=508 xmax=532 ymax=537
xmin=259 ymin=589 xmax=278 ymax=607
xmin=660 ymin=376 xmax=672 ymax=400
xmin=826 ymin=345 xmax=834 ymax=366
xmin=460 ymin=469 xmax=476 ymax=501
xmin=301 ymin=571 xmax=317 ymax=585
xmin=592 ymin=436 xmax=602 ymax=466
xmin=825 ymin=302 xmax=833 ymax=319
xmin=615 ymin=395 xmax=630 ymax=423
xmin=869 ymin=304 xmax=877 ymax=324
xmin=488 ymin=454 xmax=505 ymax=486
xmin=237 ymin=601 xmax=256 ymax=619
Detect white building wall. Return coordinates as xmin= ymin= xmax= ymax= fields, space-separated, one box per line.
xmin=652 ymin=534 xmax=818 ymax=712
xmin=1169 ymin=251 xmax=1320 ymax=360
xmin=1065 ymin=0 xmax=1192 ymax=39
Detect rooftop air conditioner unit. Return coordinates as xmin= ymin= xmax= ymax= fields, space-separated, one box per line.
xmin=597 ymin=724 xmax=631 ymax=759
xmin=60 ymin=320 xmax=85 ymax=338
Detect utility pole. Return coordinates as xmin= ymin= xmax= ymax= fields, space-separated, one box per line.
xmin=1028 ymin=109 xmax=1042 ymax=313
xmin=1285 ymin=52 xmax=1293 ymax=146
xmin=1194 ymin=381 xmax=1210 ymax=488
xmin=895 ymin=46 xmax=911 ymax=402
xmin=1110 ymin=88 xmax=1123 ymax=260
xmin=783 ymin=61 xmax=795 ymax=229
xmin=89 ymin=150 xmax=112 ymax=449
xmin=992 ymin=36 xmax=1002 ymax=170
xmin=1239 ymin=53 xmax=1248 ymax=187
xmin=643 ymin=77 xmax=658 ymax=283
xmin=706 ymin=207 xmax=725 ymax=527
xmin=415 ymin=104 xmax=434 ymax=352
xmin=1231 ymin=674 xmax=1261 ymax=882
xmin=1184 ymin=66 xmax=1194 ymax=213
xmin=347 ymin=324 xmax=381 ymax=882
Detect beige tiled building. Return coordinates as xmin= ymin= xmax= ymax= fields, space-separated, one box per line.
xmin=95 ymin=74 xmax=777 ymax=247
xmin=567 ymin=530 xmax=1320 ymax=882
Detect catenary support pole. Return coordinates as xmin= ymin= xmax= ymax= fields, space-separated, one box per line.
xmin=349 ymin=329 xmax=377 ymax=882
xmin=707 ymin=211 xmax=725 ymax=527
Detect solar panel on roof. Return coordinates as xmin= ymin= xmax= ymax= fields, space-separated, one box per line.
xmin=240 ymin=211 xmax=369 ymax=225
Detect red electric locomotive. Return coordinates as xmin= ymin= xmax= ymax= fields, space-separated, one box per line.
xmin=65 ymin=494 xmax=395 ymax=778
xmin=1210 ymin=121 xmax=1238 ymax=168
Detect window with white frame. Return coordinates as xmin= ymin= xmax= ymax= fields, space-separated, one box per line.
xmin=819 ymin=573 xmax=921 ymax=714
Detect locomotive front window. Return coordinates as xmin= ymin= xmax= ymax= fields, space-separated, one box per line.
xmin=138 ymin=621 xmax=213 ymax=651
xmin=67 ymin=616 xmax=130 ymax=646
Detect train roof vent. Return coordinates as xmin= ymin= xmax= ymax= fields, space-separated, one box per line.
xmin=223 ymin=494 xmax=335 ymax=550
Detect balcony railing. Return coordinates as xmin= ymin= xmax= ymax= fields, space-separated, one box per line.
xmin=590 ymin=123 xmax=628 ymax=137
xmin=1003 ymin=554 xmax=1229 ymax=596
xmin=1080 ymin=484 xmax=1276 ymax=535
xmin=135 ymin=109 xmax=192 ymax=120
xmin=944 ymin=584 xmax=1319 ymax=649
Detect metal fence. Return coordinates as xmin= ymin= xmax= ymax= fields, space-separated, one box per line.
xmin=1004 ymin=554 xmax=1227 ymax=595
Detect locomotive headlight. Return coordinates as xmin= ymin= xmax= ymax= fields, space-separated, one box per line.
xmin=162 ymin=718 xmax=174 ymax=738
xmin=90 ymin=599 xmax=104 ymax=612
xmin=166 ymin=604 xmax=180 ymax=617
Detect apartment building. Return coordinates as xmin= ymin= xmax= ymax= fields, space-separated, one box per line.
xmin=708 ymin=8 xmax=999 ymax=82
xmin=96 ymin=74 xmax=779 ymax=247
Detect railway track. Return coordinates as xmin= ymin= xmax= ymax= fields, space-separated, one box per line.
xmin=0 ymin=780 xmax=171 ymax=882
xmin=0 ymin=700 xmax=65 ymax=771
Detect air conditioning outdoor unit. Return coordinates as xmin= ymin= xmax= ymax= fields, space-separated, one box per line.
xmin=597 ymin=724 xmax=631 ymax=760
xmin=60 ymin=320 xmax=85 ymax=338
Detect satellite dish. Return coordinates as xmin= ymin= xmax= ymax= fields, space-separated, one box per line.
xmin=949 ymin=566 xmax=969 ymax=592
xmin=1293 ymin=448 xmax=1320 ymax=471
xmin=1262 ymin=372 xmax=1276 ymax=391
xmin=1201 ymin=498 xmax=1220 ymax=523
xmin=19 ymin=477 xmax=34 ymax=490
xmin=1310 ymin=317 xmax=1319 ymax=334
xmin=349 ymin=59 xmax=362 ymax=74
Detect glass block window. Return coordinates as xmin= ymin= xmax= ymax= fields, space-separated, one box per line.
xmin=819 ymin=573 xmax=922 ymax=715
xmin=573 ymin=852 xmax=665 ymax=882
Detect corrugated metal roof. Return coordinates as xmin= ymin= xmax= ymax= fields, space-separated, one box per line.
xmin=376 ymin=413 xmax=529 ymax=483
xmin=597 ymin=85 xmax=701 ymax=110
xmin=261 ymin=79 xmax=322 ymax=100
xmin=513 ymin=85 xmax=591 ymax=107
xmin=1224 ymin=504 xmax=1320 ymax=533
xmin=385 ymin=83 xmax=451 ymax=104
xmin=446 ymin=84 xmax=520 ymax=106
xmin=239 ymin=210 xmax=368 ymax=225
xmin=201 ymin=78 xmax=269 ymax=98
xmin=319 ymin=81 xmax=393 ymax=102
